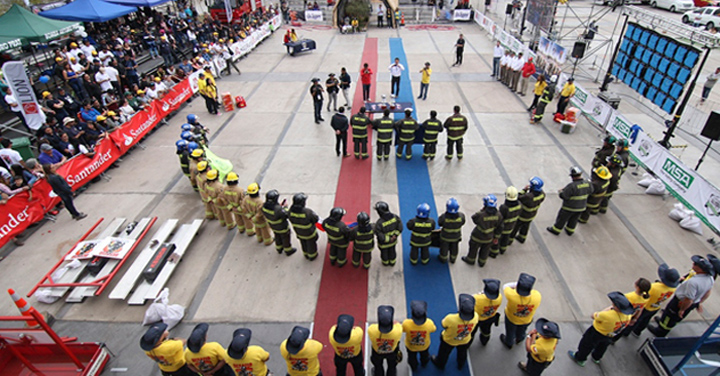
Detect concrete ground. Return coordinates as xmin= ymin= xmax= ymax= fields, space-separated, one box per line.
xmin=2 ymin=9 xmax=720 ymax=376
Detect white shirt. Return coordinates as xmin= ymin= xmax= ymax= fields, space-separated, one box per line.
xmin=99 ymin=51 xmax=114 ymax=66
xmin=145 ymin=87 xmax=158 ymax=99
xmin=4 ymin=94 xmax=20 ymax=112
xmin=70 ymin=62 xmax=85 ymax=76
xmin=81 ymin=45 xmax=96 ymax=59
xmin=512 ymin=56 xmax=524 ymax=70
xmin=389 ymin=63 xmax=405 ymax=77
xmin=105 ymin=66 xmax=119 ymax=82
xmin=494 ymin=45 xmax=504 ymax=58
xmin=95 ymin=71 xmax=113 ymax=92
xmin=0 ymin=148 xmax=22 ymax=166
xmin=156 ymin=81 xmax=168 ymax=93
xmin=500 ymin=55 xmax=509 ymax=66
xmin=68 ymin=48 xmax=82 ymax=60
xmin=221 ymin=46 xmax=232 ymax=60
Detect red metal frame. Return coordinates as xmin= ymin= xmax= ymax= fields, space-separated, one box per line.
xmin=0 ymin=311 xmax=83 ymax=368
xmin=26 ymin=217 xmax=157 ymax=298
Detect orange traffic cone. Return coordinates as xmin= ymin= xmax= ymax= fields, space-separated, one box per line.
xmin=401 ymin=13 xmax=405 ymax=26
xmin=8 ymin=289 xmax=40 ymax=327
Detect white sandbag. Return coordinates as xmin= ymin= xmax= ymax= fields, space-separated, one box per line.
xmin=680 ymin=213 xmax=703 ymax=236
xmin=142 ymin=288 xmax=185 ymax=330
xmin=668 ymin=203 xmax=692 ymax=221
xmin=637 ymin=173 xmax=657 ymax=188
xmin=645 ymin=181 xmax=666 ymax=196
xmin=34 ymin=289 xmax=60 ymax=304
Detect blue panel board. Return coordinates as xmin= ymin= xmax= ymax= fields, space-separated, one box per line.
xmin=650 ymin=54 xmax=661 ymax=67
xmin=612 ymin=64 xmax=620 ymax=77
xmin=665 ymin=42 xmax=677 ymax=59
xmin=659 ymin=58 xmax=670 ymax=72
xmin=663 ymin=97 xmax=676 ymax=113
xmin=624 ymin=72 xmax=635 ymax=86
xmin=644 ymin=67 xmax=655 ymax=82
xmin=661 ymin=77 xmax=673 ymax=93
xmin=674 ymin=45 xmax=687 ymax=64
xmin=667 ymin=63 xmax=679 ymax=80
xmin=677 ymin=67 xmax=690 ymax=84
xmin=652 ymin=73 xmax=663 ymax=88
xmin=646 ymin=86 xmax=658 ymax=102
xmin=657 ymin=38 xmax=667 ymax=54
xmin=642 ymin=50 xmax=652 ymax=64
xmin=654 ymin=91 xmax=667 ymax=107
xmin=685 ymin=50 xmax=699 ymax=68
xmin=670 ymin=82 xmax=682 ymax=98
xmin=640 ymin=30 xmax=650 ymax=45
xmin=648 ymin=34 xmax=659 ymax=50
xmin=638 ymin=81 xmax=647 ymax=95
xmin=635 ymin=45 xmax=645 ymax=60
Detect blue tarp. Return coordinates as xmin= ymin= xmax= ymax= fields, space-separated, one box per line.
xmin=40 ymin=0 xmax=137 ymax=23
xmin=104 ymin=0 xmax=173 ymax=7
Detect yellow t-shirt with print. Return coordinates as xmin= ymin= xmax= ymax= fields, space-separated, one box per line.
xmin=560 ymin=83 xmax=576 ymax=97
xmin=625 ymin=291 xmax=649 ymax=315
xmin=367 ymin=323 xmax=403 ymax=354
xmin=441 ymin=313 xmax=479 ymax=346
xmin=145 ymin=339 xmax=186 ymax=372
xmin=401 ymin=318 xmax=437 ymax=352
xmin=185 ymin=342 xmax=226 ymax=373
xmin=530 ymin=337 xmax=557 ymax=363
xmin=592 ymin=309 xmax=631 ymax=336
xmin=504 ymin=286 xmax=541 ymax=325
xmin=280 ymin=339 xmax=323 ymax=376
xmin=421 ymin=68 xmax=432 ymax=84
xmin=329 ymin=326 xmax=364 ymax=359
xmin=224 ymin=345 xmax=269 ymax=376
xmin=644 ymin=282 xmax=677 ymax=311
xmin=473 ymin=293 xmax=502 ymax=321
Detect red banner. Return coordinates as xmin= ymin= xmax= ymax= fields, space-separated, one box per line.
xmin=0 ymin=180 xmax=60 ymax=246
xmin=56 ymin=138 xmax=122 ymax=189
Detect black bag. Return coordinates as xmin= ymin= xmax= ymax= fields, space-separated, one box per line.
xmin=396 ymin=347 xmax=403 ymax=363
xmin=142 ymin=243 xmax=176 ymax=282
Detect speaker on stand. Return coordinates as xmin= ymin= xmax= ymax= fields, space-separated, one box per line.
xmin=696 ymin=111 xmax=720 ymax=170
xmin=570 ymin=41 xmax=586 ymax=78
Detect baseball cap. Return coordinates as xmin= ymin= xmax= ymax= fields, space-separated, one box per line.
xmin=140 ymin=323 xmax=167 ymax=351
xmin=40 ymin=144 xmax=53 ymax=151
xmin=411 ymin=300 xmax=427 ymax=325
xmin=692 ymin=255 xmax=714 ymax=274
xmin=378 ymin=305 xmax=394 ymax=333
xmin=227 ymin=328 xmax=251 ymax=359
xmin=187 ymin=323 xmax=209 ymax=353
xmin=286 ymin=326 xmax=310 ymax=355
xmin=333 ymin=314 xmax=354 ymax=344
xmin=516 ymin=273 xmax=536 ymax=297
xmin=658 ymin=263 xmax=680 ymax=288
xmin=483 ymin=278 xmax=501 ymax=300
xmin=535 ymin=318 xmax=561 ymax=339
xmin=459 ymin=294 xmax=475 ymax=320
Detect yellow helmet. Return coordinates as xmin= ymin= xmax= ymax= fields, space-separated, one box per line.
xmin=91 ymin=51 xmax=98 ymax=56
xmin=247 ymin=182 xmax=259 ymax=194
xmin=107 ymin=111 xmax=117 ymax=116
xmin=191 ymin=149 xmax=204 ymax=158
xmin=226 ymin=172 xmax=239 ymax=183
xmin=505 ymin=186 xmax=519 ymax=201
xmin=154 ymin=77 xmax=161 ymax=82
xmin=218 ymin=38 xmax=224 ymax=43
xmin=594 ymin=166 xmax=612 ymax=180
xmin=42 ymin=91 xmax=51 ymax=98
xmin=202 ymin=43 xmax=208 ymax=47
xmin=70 ymin=42 xmax=78 ymax=47
xmin=206 ymin=169 xmax=218 ymax=180
xmin=96 ymin=115 xmax=106 ymax=121
xmin=55 ymin=57 xmax=63 ymax=62
xmin=197 ymin=161 xmax=208 ymax=172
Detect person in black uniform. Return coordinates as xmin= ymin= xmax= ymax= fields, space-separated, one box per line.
xmin=438 ymin=198 xmax=465 ymax=264
xmin=331 ymin=107 xmax=350 ymax=157
xmin=43 ymin=163 xmax=87 ymax=220
xmin=323 ymin=207 xmax=351 ymax=267
xmin=452 ymin=34 xmax=465 ymax=67
xmin=591 ymin=135 xmax=616 ymax=168
xmin=349 ymin=211 xmax=374 ymax=269
xmin=599 ymin=154 xmax=623 ymax=214
xmin=288 ymin=193 xmax=320 ymax=260
xmin=511 ymin=177 xmax=545 ymax=244
xmin=579 ymin=166 xmax=611 ymax=224
xmin=310 ymin=78 xmax=324 ymax=124
xmin=492 ymin=186 xmax=521 ymax=257
xmin=462 ymin=195 xmax=502 ymax=267
xmin=375 ymin=201 xmax=403 ymax=266
xmin=262 ymin=189 xmax=297 ymax=256
xmin=395 ymin=109 xmax=418 ymax=160
xmin=176 ymin=139 xmax=190 ymax=182
xmin=547 ymin=166 xmax=593 ymax=236
xmin=615 ymin=138 xmax=630 ymax=174
xmin=373 ymin=109 xmax=395 ymax=161
xmin=421 ymin=110 xmax=443 ymax=160
xmin=406 ymin=203 xmax=436 ymax=265
xmin=350 ymin=107 xmax=371 ymax=159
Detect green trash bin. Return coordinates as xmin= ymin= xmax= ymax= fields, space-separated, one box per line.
xmin=10 ymin=137 xmax=33 ymax=161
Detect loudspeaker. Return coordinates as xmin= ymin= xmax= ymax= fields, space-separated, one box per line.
xmin=571 ymin=41 xmax=587 ymax=59
xmin=701 ymin=111 xmax=720 ymax=141
xmin=505 ymin=4 xmax=513 ymax=14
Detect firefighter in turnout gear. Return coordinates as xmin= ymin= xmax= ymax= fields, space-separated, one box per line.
xmin=592 ymin=135 xmax=616 ymax=168
xmin=375 ymin=201 xmax=403 ymax=266
xmin=599 ymin=154 xmax=623 ymax=214
xmin=443 ymin=105 xmax=468 ymax=160
xmin=224 ymin=172 xmax=250 ymax=234
xmin=406 ymin=203 xmax=436 ymax=265
xmin=323 ymin=207 xmax=352 ymax=267
xmin=470 ymin=278 xmax=502 ymax=347
xmin=547 ymin=166 xmax=594 ymax=236
xmin=531 ymin=75 xmax=556 ymax=124
xmin=351 ymin=107 xmax=371 ymax=159
xmin=616 ymin=138 xmax=630 ymax=174
xmin=373 ymin=109 xmax=395 ymax=161
xmin=176 ymin=140 xmax=191 ymax=187
xmin=350 ymin=211 xmax=374 ymax=269
xmin=262 ymin=189 xmax=298 ymax=256
xmin=196 ymin=161 xmax=216 ymax=219
xmin=462 ymin=195 xmax=503 ymax=267
xmin=395 ymin=109 xmax=418 ymax=160
xmin=492 ymin=186 xmax=521 ymax=257
xmin=579 ymin=166 xmax=612 ymax=224
xmin=188 ymin=148 xmax=205 ymax=192
xmin=289 ymin=193 xmax=320 ymax=260
xmin=421 ymin=110 xmax=443 ymax=160
xmin=206 ymin=169 xmax=235 ymax=229
xmin=511 ymin=177 xmax=546 ymax=244
xmin=243 ymin=183 xmax=274 ymax=246
xmin=438 ymin=198 xmax=466 ymax=264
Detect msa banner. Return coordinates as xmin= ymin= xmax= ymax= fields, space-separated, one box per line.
xmin=569 ymin=83 xmax=613 ymax=126
xmin=2 ymin=61 xmax=47 ymax=130
xmin=305 ymin=10 xmax=323 ymax=22
xmin=453 ymin=9 xmax=472 ymax=21
xmin=0 ymin=180 xmax=60 ymax=248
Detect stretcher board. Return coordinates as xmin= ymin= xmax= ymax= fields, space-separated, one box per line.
xmin=39 ymin=218 xmax=127 ymax=299
xmin=128 ymin=219 xmax=203 ymax=305
xmin=108 ymin=219 xmax=179 ymax=300
xmin=65 ymin=218 xmax=153 ymax=303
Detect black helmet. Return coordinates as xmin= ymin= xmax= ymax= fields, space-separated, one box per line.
xmin=375 ymin=201 xmax=389 ymax=216
xmin=329 ymin=207 xmax=346 ymax=221
xmin=266 ymin=189 xmax=280 ymax=204
xmin=357 ymin=211 xmax=370 ymax=226
xmin=293 ymin=193 xmax=307 ymax=207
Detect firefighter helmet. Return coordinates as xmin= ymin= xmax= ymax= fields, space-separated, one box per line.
xmin=226 ymin=172 xmax=239 ymax=183
xmin=446 ymin=198 xmax=459 ymax=214
xmin=505 ymin=186 xmax=519 ymax=201
xmin=594 ymin=166 xmax=612 ymax=180
xmin=175 ymin=139 xmax=188 ymax=152
xmin=529 ymin=176 xmax=544 ymax=192
xmin=293 ymin=193 xmax=308 ymax=207
xmin=197 ymin=161 xmax=208 ymax=172
xmin=604 ymin=135 xmax=617 ymax=145
xmin=417 ymin=203 xmax=430 ymax=218
xmin=206 ymin=169 xmax=218 ymax=180
xmin=265 ymin=189 xmax=280 ymax=203
xmin=187 ymin=141 xmax=199 ymax=152
xmin=569 ymin=166 xmax=583 ymax=177
xmin=483 ymin=194 xmax=497 ymax=208
xmin=329 ymin=207 xmax=346 ymax=221
xmin=357 ymin=211 xmax=370 ymax=226
xmin=375 ymin=201 xmax=389 ymax=216
xmin=191 ymin=148 xmax=204 ymax=158
xmin=181 ymin=123 xmax=193 ymax=132
xmin=181 ymin=131 xmax=194 ymax=141
xmin=247 ymin=183 xmax=259 ymax=195
xmin=187 ymin=114 xmax=198 ymax=123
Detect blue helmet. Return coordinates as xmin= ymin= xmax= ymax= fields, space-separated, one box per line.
xmin=529 ymin=176 xmax=544 ymax=192
xmin=187 ymin=141 xmax=199 ymax=151
xmin=187 ymin=114 xmax=198 ymax=123
xmin=446 ymin=198 xmax=459 ymax=214
xmin=483 ymin=194 xmax=497 ymax=208
xmin=417 ymin=203 xmax=430 ymax=218
xmin=175 ymin=139 xmax=188 ymax=152
xmin=181 ymin=131 xmax=194 ymax=141
xmin=181 ymin=123 xmax=193 ymax=131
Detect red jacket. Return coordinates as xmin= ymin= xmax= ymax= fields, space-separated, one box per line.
xmin=361 ymin=68 xmax=373 ymax=85
xmin=521 ymin=62 xmax=536 ymax=78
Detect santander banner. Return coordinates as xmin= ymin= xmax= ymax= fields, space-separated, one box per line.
xmin=0 ymin=77 xmax=196 ymax=248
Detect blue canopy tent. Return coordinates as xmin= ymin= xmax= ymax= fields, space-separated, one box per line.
xmin=40 ymin=0 xmax=137 ymax=22
xmin=103 ymin=0 xmax=173 ymax=7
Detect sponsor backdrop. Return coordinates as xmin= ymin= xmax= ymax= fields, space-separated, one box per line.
xmin=2 ymin=61 xmax=47 ymax=130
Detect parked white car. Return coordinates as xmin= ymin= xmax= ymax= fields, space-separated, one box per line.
xmin=652 ymin=0 xmax=694 ymax=12
xmin=682 ymin=6 xmax=720 ymax=29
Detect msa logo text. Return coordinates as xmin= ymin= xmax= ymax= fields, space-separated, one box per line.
xmin=663 ymin=159 xmax=694 ymax=189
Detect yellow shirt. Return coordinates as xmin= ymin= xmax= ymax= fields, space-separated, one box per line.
xmin=329 ymin=326 xmax=364 ymax=359
xmin=145 ymin=339 xmax=186 ymax=372
xmin=401 ymin=319 xmax=437 ymax=352
xmin=530 ymin=337 xmax=557 ymax=363
xmin=367 ymin=323 xmax=403 ymax=354
xmin=644 ymin=282 xmax=677 ymax=311
xmin=560 ymin=82 xmax=576 ymax=97
xmin=625 ymin=291 xmax=649 ymax=315
xmin=184 ymin=342 xmax=226 ymax=373
xmin=504 ymin=286 xmax=542 ymax=325
xmin=473 ymin=293 xmax=503 ymax=321
xmin=280 ymin=339 xmax=323 ymax=376
xmin=421 ymin=68 xmax=432 ymax=84
xmin=592 ymin=309 xmax=631 ymax=337
xmin=440 ymin=313 xmax=479 ymax=346
xmin=224 ymin=345 xmax=269 ymax=376
xmin=533 ymin=81 xmax=547 ymax=96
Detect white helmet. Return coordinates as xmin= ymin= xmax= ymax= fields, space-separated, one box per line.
xmin=505 ymin=186 xmax=519 ymax=201
xmin=550 ymin=74 xmax=558 ymax=83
